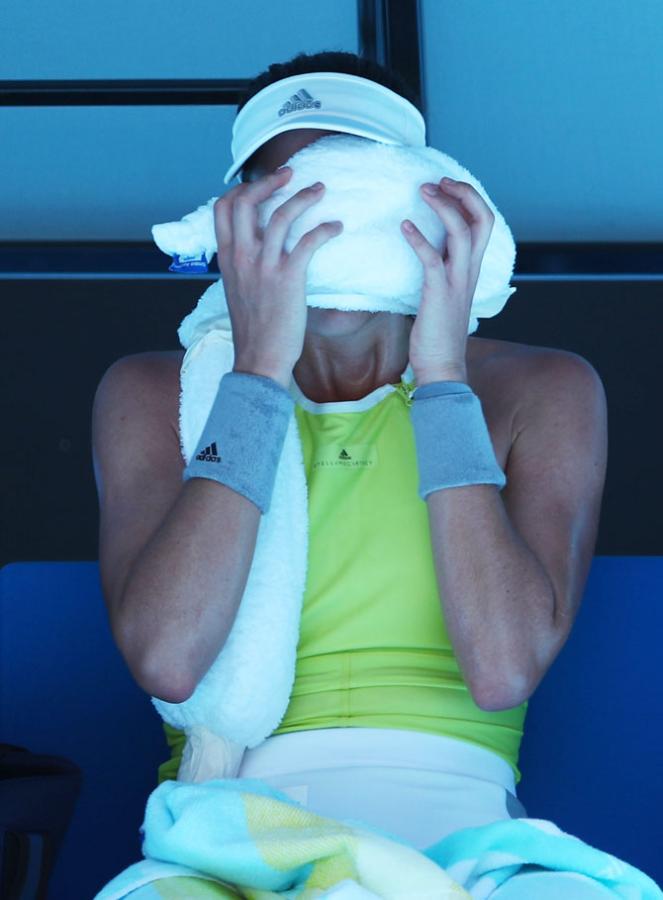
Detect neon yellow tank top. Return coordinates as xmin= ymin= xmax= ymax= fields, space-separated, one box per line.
xmin=158 ymin=371 xmax=527 ymax=786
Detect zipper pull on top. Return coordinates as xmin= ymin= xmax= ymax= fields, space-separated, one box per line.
xmin=394 ymin=379 xmax=417 ymax=408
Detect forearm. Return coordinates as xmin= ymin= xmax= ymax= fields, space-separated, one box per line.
xmin=411 ymin=368 xmax=558 ymax=710
xmin=121 ymin=368 xmax=294 ymax=702
xmin=118 ymin=477 xmax=261 ymax=702
xmin=426 ymin=482 xmax=557 ymax=709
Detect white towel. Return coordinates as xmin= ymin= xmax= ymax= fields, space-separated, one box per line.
xmin=150 ymin=134 xmax=519 ymax=784
xmin=154 ymin=133 xmax=518 ymax=332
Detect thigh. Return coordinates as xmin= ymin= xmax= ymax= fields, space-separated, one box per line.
xmin=489 ymin=869 xmax=617 ymax=899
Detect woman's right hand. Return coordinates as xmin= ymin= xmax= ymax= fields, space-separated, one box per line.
xmin=214 ymin=166 xmax=344 ymax=388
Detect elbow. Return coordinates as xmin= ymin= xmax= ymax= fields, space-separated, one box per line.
xmin=472 ymin=672 xmax=532 ymax=712
xmin=152 ymin=686 xmax=193 ymax=704
xmin=138 ymin=659 xmax=194 ymax=704
xmin=136 ymin=648 xmax=195 ymax=704
xmin=120 ymin=635 xmax=194 ymax=704
xmin=113 ymin=613 xmax=194 ymax=704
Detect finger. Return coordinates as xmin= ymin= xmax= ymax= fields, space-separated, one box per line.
xmin=438 ymin=180 xmax=495 ymax=253
xmin=439 ymin=179 xmax=496 ymax=282
xmin=261 ymin=182 xmax=326 ymax=267
xmin=232 ymin=168 xmax=292 ymax=259
xmin=439 ymin=179 xmax=495 ymax=233
xmin=401 ymin=220 xmax=448 ymax=278
xmin=420 ymin=185 xmax=472 ymax=283
xmin=213 ymin=195 xmax=234 ymax=260
xmin=288 ymin=220 xmax=344 ymax=274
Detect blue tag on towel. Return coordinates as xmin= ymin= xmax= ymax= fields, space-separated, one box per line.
xmin=168 ymin=252 xmax=209 ymax=273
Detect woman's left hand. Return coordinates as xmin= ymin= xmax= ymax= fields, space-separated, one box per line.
xmin=402 ymin=177 xmax=495 ymax=384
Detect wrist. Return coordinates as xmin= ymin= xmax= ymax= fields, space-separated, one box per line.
xmin=414 ymin=367 xmax=468 ymax=387
xmin=183 ymin=371 xmax=294 ymax=515
xmin=232 ymin=359 xmax=293 ymax=391
xmin=409 ymin=388 xmax=507 ymax=497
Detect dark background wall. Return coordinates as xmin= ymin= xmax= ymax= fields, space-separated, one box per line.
xmin=2 ymin=265 xmax=661 ymax=565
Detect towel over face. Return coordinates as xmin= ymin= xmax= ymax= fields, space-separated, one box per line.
xmin=159 ymin=133 xmax=518 ymax=350
xmin=254 ymin=133 xmax=517 ymax=323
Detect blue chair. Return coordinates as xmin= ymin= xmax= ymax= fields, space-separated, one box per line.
xmin=1 ymin=558 xmax=661 ymax=899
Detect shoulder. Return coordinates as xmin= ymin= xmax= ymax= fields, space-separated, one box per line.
xmin=99 ymin=349 xmax=184 ymax=386
xmin=470 ymin=334 xmax=601 ymax=379
xmin=94 ymin=350 xmax=184 ymax=441
xmin=468 ymin=336 xmax=607 ymax=459
xmin=470 ymin=335 xmax=605 ymax=402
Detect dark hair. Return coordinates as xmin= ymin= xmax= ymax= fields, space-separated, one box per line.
xmin=236 ymin=50 xmax=421 ymax=181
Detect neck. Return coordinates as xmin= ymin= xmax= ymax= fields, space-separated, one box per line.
xmin=292 ymin=310 xmax=414 ymax=403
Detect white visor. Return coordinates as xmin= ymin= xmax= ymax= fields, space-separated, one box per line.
xmin=223 ymin=70 xmax=426 ymax=185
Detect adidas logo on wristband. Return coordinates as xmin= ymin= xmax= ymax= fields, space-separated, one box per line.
xmin=195 ymin=441 xmax=221 ymax=463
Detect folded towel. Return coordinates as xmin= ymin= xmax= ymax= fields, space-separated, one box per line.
xmin=93 ymin=779 xmax=662 ymax=899
xmin=150 ymin=324 xmax=310 ymax=781
xmin=153 ymin=133 xmax=517 ymax=331
xmin=149 ymin=134 xmax=518 ymax=782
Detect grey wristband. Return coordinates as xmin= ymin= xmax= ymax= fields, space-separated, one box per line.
xmin=410 ymin=380 xmax=506 ymax=499
xmin=182 ymin=371 xmax=295 ymax=514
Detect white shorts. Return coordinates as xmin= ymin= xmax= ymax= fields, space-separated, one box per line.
xmin=237 ymin=726 xmax=526 ymax=850
xmin=237 ymin=727 xmax=616 ymax=897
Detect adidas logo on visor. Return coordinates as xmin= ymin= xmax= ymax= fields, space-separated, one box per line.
xmin=278 ymin=88 xmax=322 ymax=117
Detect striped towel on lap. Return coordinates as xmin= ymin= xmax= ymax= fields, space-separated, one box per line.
xmin=93 ymin=778 xmax=662 ymax=899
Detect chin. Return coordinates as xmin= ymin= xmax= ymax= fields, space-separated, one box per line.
xmin=306 ymin=306 xmax=378 ymax=335
xmin=306 ymin=307 xmax=374 ymax=334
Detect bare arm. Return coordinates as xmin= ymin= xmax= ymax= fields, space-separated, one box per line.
xmin=91 ymin=353 xmax=263 ymax=703
xmin=92 ymin=170 xmax=341 ymax=702
xmin=424 ymin=350 xmax=608 ymax=711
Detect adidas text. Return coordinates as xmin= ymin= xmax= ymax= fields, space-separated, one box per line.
xmin=279 ymin=89 xmax=322 ymax=117
xmin=195 ymin=442 xmax=221 ymax=463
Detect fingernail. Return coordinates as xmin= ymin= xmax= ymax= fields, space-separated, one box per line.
xmin=422 ymin=183 xmax=438 ymax=195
